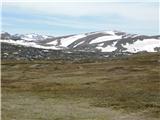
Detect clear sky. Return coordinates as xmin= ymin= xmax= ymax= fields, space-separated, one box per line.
xmin=1 ymin=0 xmax=159 ymax=36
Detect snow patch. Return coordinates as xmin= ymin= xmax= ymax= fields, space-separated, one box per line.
xmin=60 ymin=34 xmax=86 ymax=47
xmin=21 ymin=33 xmax=51 ymax=41
xmin=122 ymin=39 xmax=160 ymax=53
xmin=0 ymin=39 xmax=61 ymax=50
xmin=96 ymin=42 xmax=117 ymax=52
xmin=90 ymin=35 xmax=121 ymax=44
xmin=97 ymin=43 xmax=104 ymax=47
xmin=47 ymin=40 xmax=58 ymax=46
xmin=74 ymin=41 xmax=85 ymax=48
xmin=104 ymin=55 xmax=109 ymax=57
xmin=104 ymin=31 xmax=115 ymax=35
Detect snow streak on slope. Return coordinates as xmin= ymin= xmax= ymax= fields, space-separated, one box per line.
xmin=90 ymin=35 xmax=122 ymax=44
xmin=122 ymin=39 xmax=160 ymax=53
xmin=60 ymin=34 xmax=86 ymax=47
xmin=73 ymin=41 xmax=85 ymax=48
xmin=21 ymin=33 xmax=51 ymax=41
xmin=47 ymin=40 xmax=58 ymax=46
xmin=47 ymin=34 xmax=86 ymax=47
xmin=96 ymin=42 xmax=117 ymax=52
xmin=104 ymin=31 xmax=116 ymax=35
xmin=1 ymin=31 xmax=160 ymax=54
xmin=0 ymin=39 xmax=60 ymax=50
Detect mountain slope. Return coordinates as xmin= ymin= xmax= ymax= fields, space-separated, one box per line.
xmin=1 ymin=31 xmax=160 ymax=60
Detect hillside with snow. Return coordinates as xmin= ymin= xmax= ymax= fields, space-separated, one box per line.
xmin=1 ymin=31 xmax=160 ymax=60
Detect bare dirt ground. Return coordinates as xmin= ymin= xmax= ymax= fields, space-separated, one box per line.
xmin=1 ymin=53 xmax=160 ymax=120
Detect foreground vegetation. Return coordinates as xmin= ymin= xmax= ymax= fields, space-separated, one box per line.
xmin=1 ymin=53 xmax=160 ymax=120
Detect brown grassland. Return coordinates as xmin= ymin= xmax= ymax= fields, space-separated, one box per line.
xmin=1 ymin=53 xmax=160 ymax=120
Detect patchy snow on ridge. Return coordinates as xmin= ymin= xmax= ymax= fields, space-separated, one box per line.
xmin=0 ymin=39 xmax=60 ymax=50
xmin=90 ymin=35 xmax=122 ymax=44
xmin=21 ymin=33 xmax=51 ymax=41
xmin=47 ymin=40 xmax=58 ymax=46
xmin=103 ymin=31 xmax=116 ymax=35
xmin=1 ymin=31 xmax=160 ymax=54
xmin=73 ymin=41 xmax=85 ymax=48
xmin=42 ymin=35 xmax=52 ymax=39
xmin=122 ymin=39 xmax=160 ymax=53
xmin=87 ymin=30 xmax=121 ymax=36
xmin=97 ymin=43 xmax=104 ymax=47
xmin=96 ymin=42 xmax=117 ymax=52
xmin=60 ymin=34 xmax=86 ymax=47
xmin=97 ymin=46 xmax=117 ymax=52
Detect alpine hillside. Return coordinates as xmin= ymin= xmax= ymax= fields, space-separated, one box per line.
xmin=1 ymin=31 xmax=160 ymax=60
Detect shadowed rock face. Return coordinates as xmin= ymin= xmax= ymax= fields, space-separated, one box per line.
xmin=1 ymin=32 xmax=11 ymax=40
xmin=1 ymin=31 xmax=160 ymax=60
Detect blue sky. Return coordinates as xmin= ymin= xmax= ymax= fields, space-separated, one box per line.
xmin=1 ymin=0 xmax=159 ymax=36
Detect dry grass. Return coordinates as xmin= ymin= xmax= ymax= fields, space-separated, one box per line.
xmin=1 ymin=53 xmax=160 ymax=120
